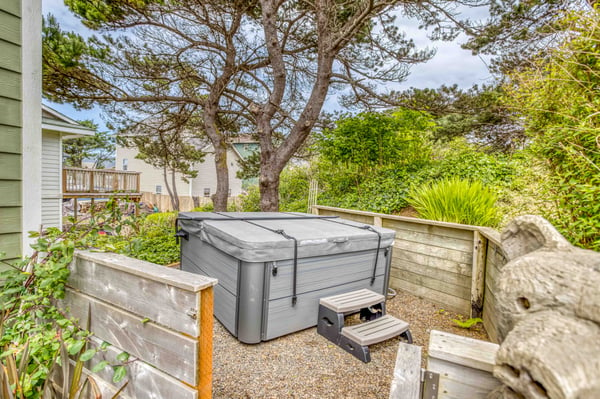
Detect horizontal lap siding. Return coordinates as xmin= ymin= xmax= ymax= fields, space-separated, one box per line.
xmin=384 ymin=219 xmax=474 ymax=314
xmin=41 ymin=132 xmax=61 ymax=227
xmin=0 ymin=6 xmax=21 ymax=262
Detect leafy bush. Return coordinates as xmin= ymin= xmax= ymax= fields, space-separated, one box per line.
xmin=92 ymin=212 xmax=180 ymax=266
xmin=279 ymin=166 xmax=313 ymax=212
xmin=408 ymin=177 xmax=501 ymax=226
xmin=504 ymin=10 xmax=600 ymax=250
xmin=237 ymin=185 xmax=261 ymax=212
xmin=192 ymin=202 xmax=214 ymax=212
xmin=1 ymin=203 xmax=131 ymax=398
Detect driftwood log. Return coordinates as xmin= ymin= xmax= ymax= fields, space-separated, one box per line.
xmin=488 ymin=215 xmax=600 ymax=399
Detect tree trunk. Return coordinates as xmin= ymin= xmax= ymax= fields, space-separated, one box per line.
xmin=162 ymin=165 xmax=177 ymax=211
xmin=212 ymin=139 xmax=229 ymax=211
xmin=170 ymin=169 xmax=180 ymax=211
xmin=259 ymin=163 xmax=281 ymax=211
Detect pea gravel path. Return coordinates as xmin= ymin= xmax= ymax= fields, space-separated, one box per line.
xmin=212 ymin=291 xmax=489 ymax=399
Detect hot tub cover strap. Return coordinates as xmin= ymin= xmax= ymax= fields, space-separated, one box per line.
xmin=318 ymin=217 xmax=382 ymax=286
xmin=242 ymin=220 xmax=300 ymax=306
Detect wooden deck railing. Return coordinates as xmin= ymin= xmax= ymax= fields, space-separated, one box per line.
xmin=63 ymin=167 xmax=141 ymax=197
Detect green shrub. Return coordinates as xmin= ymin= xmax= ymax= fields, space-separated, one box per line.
xmin=408 ymin=177 xmax=501 ymax=226
xmin=92 ymin=211 xmax=180 ymax=265
xmin=238 ymin=185 xmax=261 ymax=211
xmin=192 ymin=202 xmax=214 ymax=212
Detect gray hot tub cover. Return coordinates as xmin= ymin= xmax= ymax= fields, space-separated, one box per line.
xmin=177 ymin=212 xmax=395 ymax=262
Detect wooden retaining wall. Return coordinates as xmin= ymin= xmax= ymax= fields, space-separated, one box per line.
xmin=60 ymin=251 xmax=218 ymax=399
xmin=312 ymin=206 xmax=504 ymax=342
xmin=478 ymin=228 xmax=508 ymax=344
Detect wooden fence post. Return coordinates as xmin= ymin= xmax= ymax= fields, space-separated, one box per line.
xmin=199 ymin=287 xmax=214 ymax=399
xmin=471 ymin=231 xmax=488 ymax=318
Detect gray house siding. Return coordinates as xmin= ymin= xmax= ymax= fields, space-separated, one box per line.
xmin=42 ymin=131 xmax=61 ymax=228
xmin=0 ymin=3 xmax=22 ymax=263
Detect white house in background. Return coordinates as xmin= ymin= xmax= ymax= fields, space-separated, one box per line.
xmin=41 ymin=104 xmax=95 ymax=228
xmin=115 ymin=136 xmax=259 ymax=199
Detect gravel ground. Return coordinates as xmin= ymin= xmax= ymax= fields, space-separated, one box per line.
xmin=212 ymin=291 xmax=488 ymax=399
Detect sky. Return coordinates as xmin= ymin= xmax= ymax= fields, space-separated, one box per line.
xmin=42 ymin=0 xmax=493 ymax=131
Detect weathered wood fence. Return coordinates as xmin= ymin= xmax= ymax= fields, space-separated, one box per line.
xmin=60 ymin=251 xmax=217 ymax=399
xmin=312 ymin=206 xmax=507 ymax=343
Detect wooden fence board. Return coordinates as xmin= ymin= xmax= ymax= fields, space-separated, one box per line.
xmin=390 ymin=268 xmax=471 ymax=300
xmin=392 ymin=245 xmax=472 ymax=274
xmin=62 ymin=289 xmax=199 ymax=385
xmin=392 ymin=259 xmax=471 ymax=288
xmin=87 ymin=337 xmax=198 ymax=399
xmin=392 ymin=227 xmax=473 ymax=253
xmin=428 ymin=358 xmax=501 ymax=399
xmin=383 ymin=219 xmax=475 ymax=241
xmin=394 ymin=240 xmax=473 ymax=265
xmin=428 ymin=330 xmax=501 ymax=399
xmin=316 ymin=209 xmax=375 ymax=224
xmin=68 ymin=254 xmax=206 ymax=336
xmin=390 ymin=277 xmax=470 ymax=314
xmin=389 ymin=343 xmax=422 ymax=399
xmin=392 ymin=251 xmax=471 ymax=277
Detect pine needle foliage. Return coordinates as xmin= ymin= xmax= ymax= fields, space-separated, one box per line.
xmin=409 ymin=178 xmax=501 ymax=227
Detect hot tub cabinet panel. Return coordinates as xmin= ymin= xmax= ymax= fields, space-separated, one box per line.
xmin=178 ymin=212 xmax=395 ymax=344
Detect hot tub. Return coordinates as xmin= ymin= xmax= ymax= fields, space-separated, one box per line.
xmin=177 ymin=212 xmax=395 ymax=343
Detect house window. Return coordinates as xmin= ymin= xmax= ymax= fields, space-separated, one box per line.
xmin=155 ymin=185 xmax=162 ymax=194
xmin=204 ymin=188 xmax=210 ymax=197
xmin=122 ymin=158 xmax=128 ymax=171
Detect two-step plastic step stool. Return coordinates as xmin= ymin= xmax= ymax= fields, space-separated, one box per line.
xmin=317 ymin=289 xmax=412 ymax=362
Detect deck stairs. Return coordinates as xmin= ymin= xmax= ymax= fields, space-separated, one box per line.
xmin=317 ymin=289 xmax=412 ymax=362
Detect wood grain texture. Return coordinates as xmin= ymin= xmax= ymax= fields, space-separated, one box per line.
xmin=428 ymin=330 xmax=498 ymax=372
xmin=69 ymin=253 xmax=216 ymax=336
xmin=471 ymin=231 xmax=487 ymax=318
xmin=313 ymin=205 xmax=479 ymax=231
xmin=75 ymin=251 xmax=217 ymax=292
xmin=199 ymin=287 xmax=213 ymax=399
xmin=384 ymin=219 xmax=475 ymax=244
xmin=494 ymin=312 xmax=600 ymax=399
xmin=392 ymin=250 xmax=472 ymax=276
xmin=393 ymin=240 xmax=472 ymax=265
xmin=389 ymin=343 xmax=422 ymax=399
xmin=390 ymin=277 xmax=470 ymax=314
xmin=86 ymin=336 xmax=199 ymax=399
xmin=61 ymin=289 xmax=199 ymax=385
xmin=428 ymin=331 xmax=501 ymax=399
xmin=390 ymin=268 xmax=470 ymax=299
xmin=392 ymin=259 xmax=471 ymax=288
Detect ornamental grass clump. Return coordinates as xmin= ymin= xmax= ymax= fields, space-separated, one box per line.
xmin=408 ymin=178 xmax=501 ymax=227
